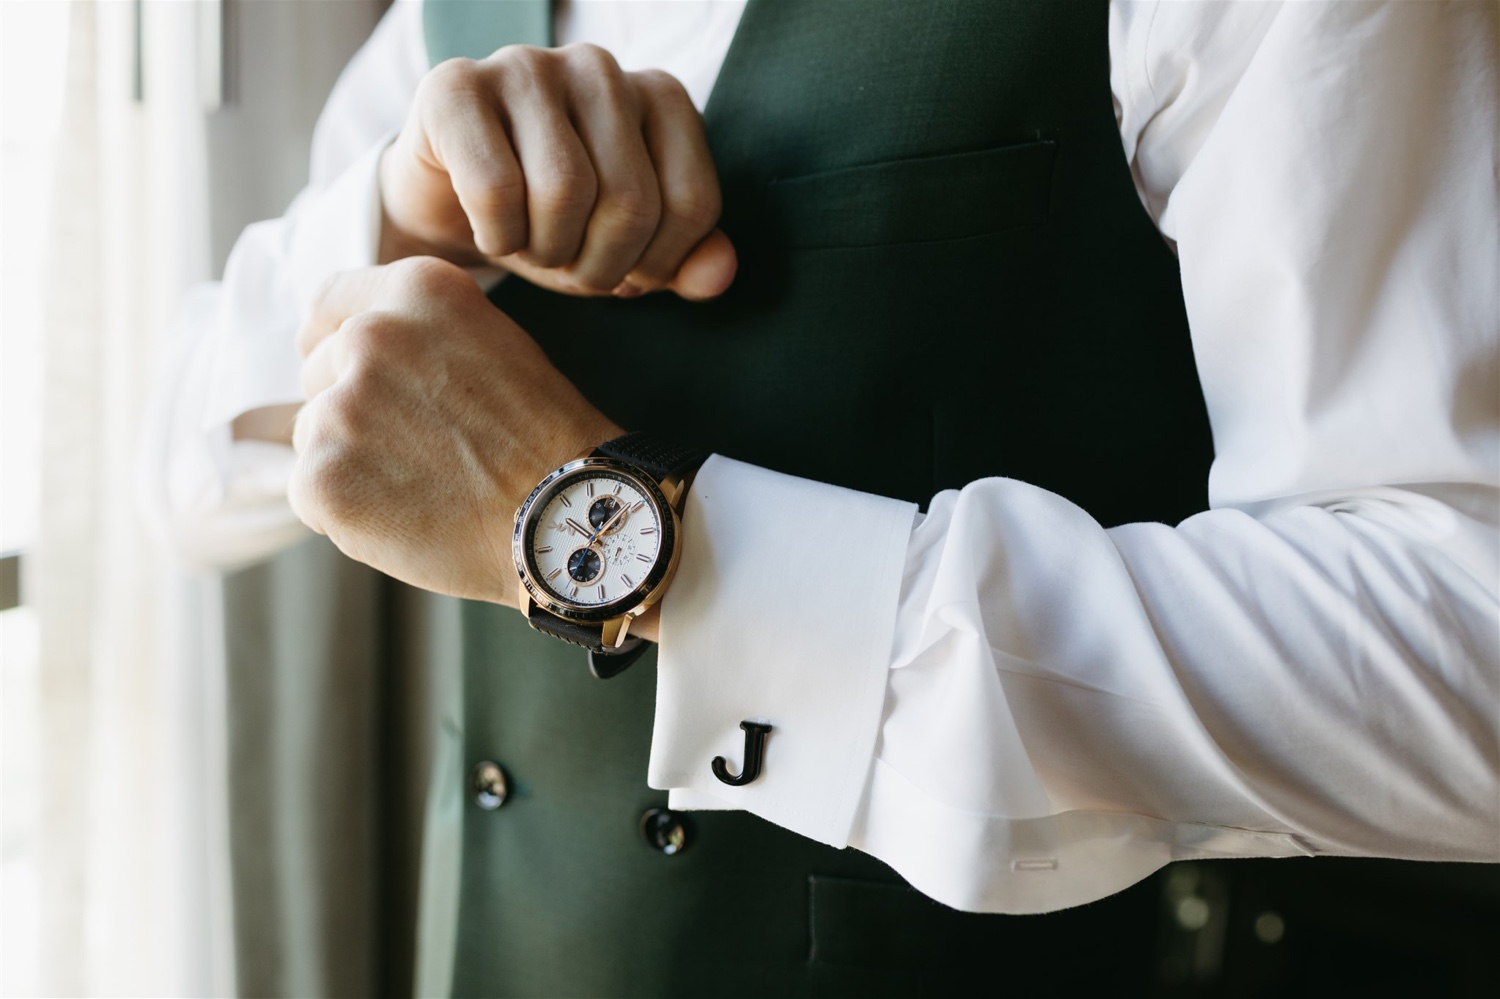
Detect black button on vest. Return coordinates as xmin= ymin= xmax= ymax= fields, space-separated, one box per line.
xmin=471 ymin=761 xmax=509 ymax=811
xmin=639 ymin=808 xmax=691 ymax=856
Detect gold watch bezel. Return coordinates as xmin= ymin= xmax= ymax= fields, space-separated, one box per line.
xmin=512 ymin=456 xmax=684 ymax=627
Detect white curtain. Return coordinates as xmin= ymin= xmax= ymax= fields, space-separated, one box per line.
xmin=18 ymin=2 xmax=382 ymax=995
xmin=30 ymin=2 xmax=228 ymax=995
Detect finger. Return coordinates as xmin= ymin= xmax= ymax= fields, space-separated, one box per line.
xmin=420 ymin=60 xmax=528 ymax=256
xmin=300 ymin=327 xmax=348 ymax=401
xmin=563 ymin=50 xmax=661 ymax=292
xmin=289 ymin=388 xmax=325 ymax=458
xmin=231 ymin=402 xmax=301 ymax=446
xmin=499 ymin=52 xmax=597 ymax=268
xmin=664 ymin=227 xmax=738 ymax=302
xmin=623 ymin=71 xmax=721 ymax=293
xmin=287 ymin=418 xmax=327 ymax=535
xmin=297 ymin=267 xmax=389 ymax=358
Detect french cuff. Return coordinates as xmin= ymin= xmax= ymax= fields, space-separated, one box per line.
xmin=649 ymin=455 xmax=918 ymax=847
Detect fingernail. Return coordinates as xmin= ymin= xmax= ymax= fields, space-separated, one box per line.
xmin=613 ymin=280 xmax=645 ymax=299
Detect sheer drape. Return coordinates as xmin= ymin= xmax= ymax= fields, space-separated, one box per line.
xmin=33 ymin=2 xmax=225 ymax=995
xmin=26 ymin=3 xmax=389 ymax=995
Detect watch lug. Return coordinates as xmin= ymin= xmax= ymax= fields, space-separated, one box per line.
xmin=518 ymin=585 xmax=533 ymax=618
xmin=601 ymin=615 xmax=632 ymax=650
xmin=660 ymin=474 xmax=685 ymax=508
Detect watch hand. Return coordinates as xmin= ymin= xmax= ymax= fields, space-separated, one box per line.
xmin=565 ymin=518 xmax=593 ymax=539
xmin=591 ymin=500 xmax=640 ymax=545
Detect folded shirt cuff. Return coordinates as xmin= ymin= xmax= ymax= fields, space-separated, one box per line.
xmin=204 ymin=134 xmax=391 ymax=435
xmin=649 ymin=455 xmax=918 ymax=847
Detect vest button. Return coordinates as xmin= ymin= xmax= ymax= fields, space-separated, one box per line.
xmin=639 ymin=808 xmax=690 ymax=856
xmin=471 ymin=761 xmax=509 ymax=810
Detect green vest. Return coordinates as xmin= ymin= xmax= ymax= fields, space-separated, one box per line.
xmin=432 ymin=1 xmax=1212 ymax=994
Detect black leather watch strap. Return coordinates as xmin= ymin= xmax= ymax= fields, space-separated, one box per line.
xmin=527 ymin=610 xmax=651 ymax=679
xmin=595 ymin=431 xmax=706 ymax=482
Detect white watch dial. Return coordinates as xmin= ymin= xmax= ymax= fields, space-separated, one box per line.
xmin=528 ymin=472 xmax=663 ymax=607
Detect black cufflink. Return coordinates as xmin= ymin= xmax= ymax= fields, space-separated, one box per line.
xmin=712 ymin=721 xmax=772 ymax=786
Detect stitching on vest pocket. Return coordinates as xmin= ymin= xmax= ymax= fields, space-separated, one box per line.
xmin=766 ymin=141 xmax=1056 ymax=250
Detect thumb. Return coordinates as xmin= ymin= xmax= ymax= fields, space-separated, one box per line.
xmin=666 ymin=229 xmax=738 ymax=301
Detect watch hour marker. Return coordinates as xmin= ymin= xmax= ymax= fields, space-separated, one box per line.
xmin=613 ymin=483 xmax=622 ymax=495
xmin=570 ymin=585 xmax=578 ymax=597
xmin=599 ymin=585 xmax=606 ymax=600
xmin=587 ymin=481 xmax=595 ymax=497
xmin=536 ymin=546 xmax=553 ymax=554
xmin=559 ymin=493 xmax=573 ymax=508
xmin=636 ymin=553 xmax=652 ymax=563
xmin=640 ymin=527 xmax=656 ymax=535
xmin=546 ymin=568 xmax=562 ymax=581
xmin=621 ymin=574 xmax=634 ymax=587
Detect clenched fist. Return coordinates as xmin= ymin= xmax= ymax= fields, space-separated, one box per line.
xmin=379 ymin=44 xmax=736 ymax=300
xmin=289 ymin=256 xmax=623 ymax=607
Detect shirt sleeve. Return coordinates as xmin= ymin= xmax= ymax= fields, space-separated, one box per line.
xmin=137 ymin=0 xmax=428 ymax=569
xmin=650 ymin=0 xmax=1500 ymax=913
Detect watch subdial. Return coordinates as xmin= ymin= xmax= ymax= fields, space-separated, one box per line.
xmin=588 ymin=495 xmax=626 ymax=535
xmin=604 ymin=533 xmax=639 ymax=569
xmin=565 ymin=546 xmax=605 ymax=586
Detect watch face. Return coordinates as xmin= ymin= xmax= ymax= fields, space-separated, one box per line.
xmin=515 ymin=460 xmax=675 ymax=620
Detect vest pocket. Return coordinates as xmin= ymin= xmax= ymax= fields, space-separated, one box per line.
xmin=766 ymin=141 xmax=1055 ymax=249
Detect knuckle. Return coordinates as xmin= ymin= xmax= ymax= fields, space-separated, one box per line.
xmin=664 ymin=182 xmax=721 ymax=231
xmin=322 ymin=385 xmax=380 ymax=459
xmin=293 ymin=407 xmax=361 ymax=519
xmin=338 ymin=311 xmax=407 ymax=361
xmin=563 ymin=43 xmax=620 ymax=76
xmin=591 ymin=66 xmax=634 ymax=113
xmin=493 ymin=43 xmax=546 ymax=72
xmin=302 ymin=457 xmax=360 ymax=526
xmin=466 ymin=176 xmax=529 ymax=227
xmin=531 ymin=168 xmax=597 ymax=219
xmin=422 ymin=57 xmax=482 ymax=102
xmin=337 ymin=361 xmax=389 ymax=413
xmin=632 ymin=68 xmax=689 ymax=105
xmin=393 ymin=255 xmax=472 ymax=300
xmin=599 ymin=186 xmax=661 ymax=238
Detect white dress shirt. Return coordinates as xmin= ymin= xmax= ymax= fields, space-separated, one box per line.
xmin=139 ymin=0 xmax=1500 ymax=914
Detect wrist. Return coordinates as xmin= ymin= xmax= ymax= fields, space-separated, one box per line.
xmin=488 ymin=414 xmax=624 ymax=609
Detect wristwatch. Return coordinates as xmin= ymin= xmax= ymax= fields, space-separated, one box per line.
xmin=512 ymin=432 xmax=706 ymax=679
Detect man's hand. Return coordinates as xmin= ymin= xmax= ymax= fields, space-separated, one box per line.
xmin=289 ymin=256 xmax=622 ymax=606
xmin=380 ymin=45 xmax=736 ymax=301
